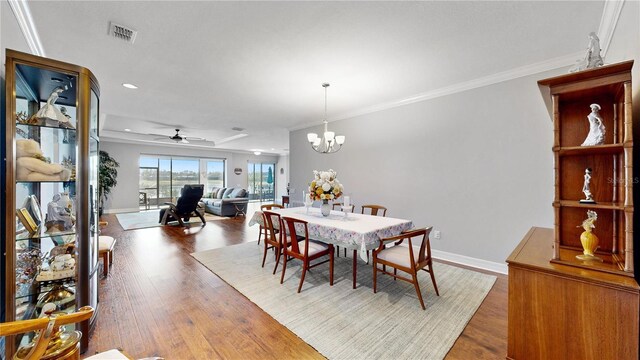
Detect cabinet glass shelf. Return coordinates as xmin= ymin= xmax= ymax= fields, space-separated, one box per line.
xmin=16 ymin=122 xmax=77 ymax=132
xmin=16 ymin=228 xmax=76 ymax=241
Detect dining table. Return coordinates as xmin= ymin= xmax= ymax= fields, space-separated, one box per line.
xmin=249 ymin=206 xmax=414 ymax=288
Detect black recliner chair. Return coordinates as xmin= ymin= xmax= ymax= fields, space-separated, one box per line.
xmin=159 ymin=184 xmax=206 ymax=226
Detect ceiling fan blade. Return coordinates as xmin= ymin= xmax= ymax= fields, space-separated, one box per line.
xmin=181 ymin=138 xmax=189 ymax=144
xmin=184 ymin=136 xmax=205 ymax=141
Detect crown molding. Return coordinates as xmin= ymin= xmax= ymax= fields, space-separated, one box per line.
xmin=7 ymin=0 xmax=45 ymax=56
xmin=598 ymin=0 xmax=625 ymax=57
xmin=289 ymin=51 xmax=581 ymax=132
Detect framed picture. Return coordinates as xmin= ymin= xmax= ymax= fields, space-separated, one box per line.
xmin=16 ymin=208 xmax=37 ymax=233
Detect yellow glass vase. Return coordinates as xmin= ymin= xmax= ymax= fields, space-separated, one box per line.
xmin=576 ymin=210 xmax=602 ymax=262
xmin=576 ymin=230 xmax=603 ymax=261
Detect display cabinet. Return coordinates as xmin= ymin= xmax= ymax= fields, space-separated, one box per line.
xmin=2 ymin=49 xmax=100 ymax=358
xmin=538 ymin=60 xmax=634 ymax=276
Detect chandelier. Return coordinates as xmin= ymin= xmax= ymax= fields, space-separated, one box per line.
xmin=307 ymin=83 xmax=345 ymax=154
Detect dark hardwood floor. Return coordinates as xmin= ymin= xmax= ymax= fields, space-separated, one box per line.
xmin=85 ymin=203 xmax=507 ymax=359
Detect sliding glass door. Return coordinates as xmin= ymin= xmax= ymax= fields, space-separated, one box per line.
xmin=139 ymin=155 xmax=225 ymax=208
xmin=170 ymin=158 xmax=199 ymax=199
xmin=247 ymin=162 xmax=275 ymax=202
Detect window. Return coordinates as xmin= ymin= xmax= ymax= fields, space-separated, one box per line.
xmin=138 ymin=155 xmax=225 ymax=209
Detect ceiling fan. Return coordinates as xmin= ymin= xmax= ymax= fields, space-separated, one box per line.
xmin=152 ymin=129 xmax=205 ymax=144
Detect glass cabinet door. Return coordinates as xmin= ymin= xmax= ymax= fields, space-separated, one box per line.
xmin=3 ymin=49 xmax=101 ymax=358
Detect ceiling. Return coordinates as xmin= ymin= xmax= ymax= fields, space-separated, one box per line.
xmin=2 ymin=1 xmax=605 ymax=155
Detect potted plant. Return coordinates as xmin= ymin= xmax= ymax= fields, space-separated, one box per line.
xmin=99 ymin=150 xmax=119 ymax=215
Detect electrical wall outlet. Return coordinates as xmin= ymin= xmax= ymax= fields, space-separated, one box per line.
xmin=433 ymin=230 xmax=441 ymax=239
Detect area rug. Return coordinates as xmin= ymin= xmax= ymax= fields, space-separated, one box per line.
xmin=191 ymin=242 xmax=497 ymax=360
xmin=116 ymin=209 xmax=229 ymax=230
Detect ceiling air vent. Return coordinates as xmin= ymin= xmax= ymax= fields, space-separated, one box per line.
xmin=232 ymin=127 xmax=245 ymax=131
xmin=109 ymin=22 xmax=137 ymax=44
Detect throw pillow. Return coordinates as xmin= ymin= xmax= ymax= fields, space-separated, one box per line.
xmin=222 ymin=188 xmax=235 ymax=199
xmin=216 ymin=188 xmax=227 ymax=199
xmin=229 ymin=188 xmax=246 ymax=198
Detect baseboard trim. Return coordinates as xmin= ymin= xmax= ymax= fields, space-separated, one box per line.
xmin=103 ymin=207 xmax=141 ymax=214
xmin=432 ymin=249 xmax=508 ymax=275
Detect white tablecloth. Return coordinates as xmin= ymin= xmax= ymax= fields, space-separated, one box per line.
xmin=249 ymin=207 xmax=413 ymax=261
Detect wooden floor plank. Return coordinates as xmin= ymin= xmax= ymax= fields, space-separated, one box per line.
xmin=84 ymin=203 xmax=507 ymax=359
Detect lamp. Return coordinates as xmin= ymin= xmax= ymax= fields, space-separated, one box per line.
xmin=307 ymin=83 xmax=345 ymax=154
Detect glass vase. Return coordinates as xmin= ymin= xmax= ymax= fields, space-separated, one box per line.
xmin=321 ymin=200 xmax=331 ymax=217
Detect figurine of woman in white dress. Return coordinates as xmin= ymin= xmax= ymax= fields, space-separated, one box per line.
xmin=581 ymin=104 xmax=605 ymax=146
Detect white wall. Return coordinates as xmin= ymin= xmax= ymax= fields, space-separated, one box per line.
xmin=100 ymin=140 xmax=280 ymax=213
xmin=290 ymin=2 xmax=640 ymax=268
xmin=291 ymin=70 xmax=558 ymax=266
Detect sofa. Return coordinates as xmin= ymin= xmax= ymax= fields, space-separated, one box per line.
xmin=200 ymin=187 xmax=249 ymax=217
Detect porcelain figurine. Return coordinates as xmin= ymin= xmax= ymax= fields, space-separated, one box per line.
xmin=581 ymin=104 xmax=605 ymax=146
xmin=580 ymin=168 xmax=596 ymax=203
xmin=35 ymin=87 xmax=73 ymax=127
xmin=570 ymin=32 xmax=604 ymax=73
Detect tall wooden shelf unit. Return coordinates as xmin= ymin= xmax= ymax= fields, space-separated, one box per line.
xmin=507 ymin=61 xmax=638 ymax=359
xmin=2 ymin=50 xmax=100 ymax=357
xmin=541 ymin=60 xmax=634 ymax=276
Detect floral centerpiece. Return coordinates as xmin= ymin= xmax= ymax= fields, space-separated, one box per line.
xmin=309 ymin=169 xmax=343 ymax=201
xmin=309 ymin=169 xmax=343 ymax=216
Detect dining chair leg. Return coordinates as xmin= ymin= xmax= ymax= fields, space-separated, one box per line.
xmin=298 ymin=261 xmax=308 ymax=293
xmin=393 ymin=268 xmax=397 ymax=280
xmin=336 ymin=246 xmax=340 ymax=257
xmin=280 ymin=252 xmax=288 ymax=284
xmin=261 ymin=242 xmax=269 ymax=268
xmin=258 ymin=226 xmax=262 ymax=245
xmin=272 ymin=246 xmax=281 ymax=275
xmin=329 ymin=246 xmax=334 ymax=286
xmin=427 ymin=265 xmax=440 ymax=296
xmin=412 ymin=272 xmax=426 ymax=310
xmin=344 ymin=248 xmax=346 ymax=257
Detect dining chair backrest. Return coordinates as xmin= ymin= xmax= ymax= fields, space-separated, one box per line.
xmin=403 ymin=227 xmax=433 ymax=267
xmin=261 ymin=203 xmax=284 ymax=211
xmin=361 ymin=204 xmax=387 ymax=217
xmin=262 ymin=210 xmax=282 ymax=243
xmin=333 ymin=203 xmax=355 ymax=212
xmin=282 ymin=216 xmax=310 ymax=257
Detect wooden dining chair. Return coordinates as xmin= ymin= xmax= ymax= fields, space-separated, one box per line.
xmin=372 ymin=227 xmax=439 ymax=310
xmin=361 ymin=204 xmax=387 ymax=217
xmin=262 ymin=210 xmax=290 ymax=274
xmin=258 ymin=204 xmax=284 ymax=245
xmin=280 ymin=216 xmax=334 ymax=293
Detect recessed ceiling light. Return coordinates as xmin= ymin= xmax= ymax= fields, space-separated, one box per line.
xmin=254 ymin=151 xmax=262 ymax=155
xmin=124 ymin=128 xmax=131 ymax=132
xmin=122 ymin=83 xmax=138 ymax=89
xmin=271 ymin=148 xmax=275 ymax=151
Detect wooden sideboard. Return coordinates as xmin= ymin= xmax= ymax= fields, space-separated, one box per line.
xmin=507 ymin=227 xmax=639 ymax=359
